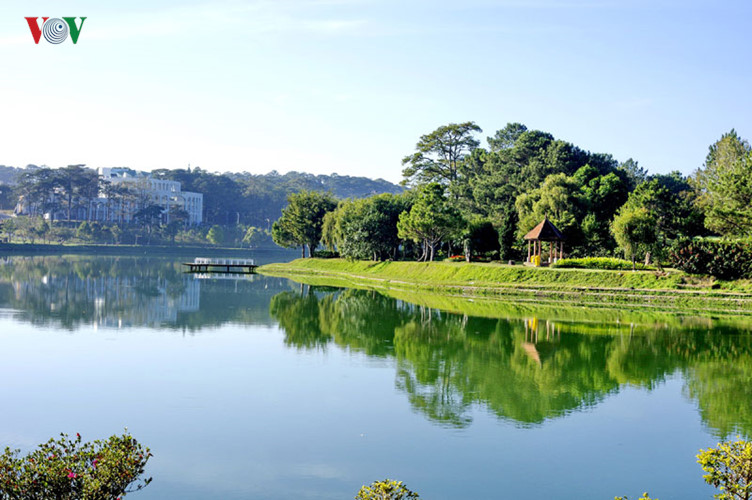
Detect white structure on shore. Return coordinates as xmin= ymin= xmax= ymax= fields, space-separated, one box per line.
xmin=95 ymin=168 xmax=203 ymax=225
xmin=14 ymin=167 xmax=203 ymax=225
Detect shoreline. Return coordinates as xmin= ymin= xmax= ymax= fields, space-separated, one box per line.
xmin=0 ymin=242 xmax=278 ymax=257
xmin=257 ymin=258 xmax=752 ymax=317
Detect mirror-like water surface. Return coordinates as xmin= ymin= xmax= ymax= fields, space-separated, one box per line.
xmin=1 ymin=255 xmax=750 ymax=499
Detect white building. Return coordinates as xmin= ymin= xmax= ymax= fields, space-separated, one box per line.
xmin=95 ymin=167 xmax=203 ymax=225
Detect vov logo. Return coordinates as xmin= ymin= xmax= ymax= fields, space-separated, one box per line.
xmin=25 ymin=17 xmax=86 ymax=44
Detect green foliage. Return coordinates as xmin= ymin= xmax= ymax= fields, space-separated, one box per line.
xmin=242 ymin=226 xmax=272 ymax=249
xmin=401 ymin=122 xmax=482 ymax=187
xmin=397 ymin=184 xmax=464 ymax=261
xmin=697 ymin=439 xmax=752 ymax=500
xmin=76 ymin=221 xmax=93 ymax=241
xmin=627 ymin=174 xmax=705 ymax=244
xmin=694 ymin=130 xmax=752 ymax=237
xmin=312 ymin=249 xmax=339 ymax=258
xmin=515 ymin=172 xmax=585 ymax=245
xmin=552 ymin=257 xmax=651 ymax=271
xmin=0 ymin=432 xmax=151 ymax=499
xmin=487 ymin=122 xmax=528 ymax=152
xmin=323 ymin=193 xmax=410 ymax=261
xmin=206 ymin=225 xmax=225 ymax=245
xmin=355 ymin=479 xmax=419 ymax=500
xmin=615 ymin=494 xmax=657 ymax=500
xmin=671 ymin=239 xmax=752 ymax=280
xmin=272 ymin=190 xmax=337 ymax=257
xmin=617 ymin=158 xmax=648 ymax=190
xmin=611 ymin=206 xmax=657 ymax=269
xmin=456 ymin=218 xmax=500 ymax=262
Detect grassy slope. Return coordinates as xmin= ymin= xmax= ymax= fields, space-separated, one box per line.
xmin=258 ymin=258 xmax=752 ymax=316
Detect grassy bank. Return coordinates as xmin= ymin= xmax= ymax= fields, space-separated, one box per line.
xmin=258 ymin=258 xmax=752 ymax=316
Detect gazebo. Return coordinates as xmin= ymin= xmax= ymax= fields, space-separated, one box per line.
xmin=524 ymin=217 xmax=565 ymax=266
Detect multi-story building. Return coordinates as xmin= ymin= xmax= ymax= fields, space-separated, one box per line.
xmin=95 ymin=168 xmax=203 ymax=225
xmin=15 ymin=167 xmax=203 ymax=225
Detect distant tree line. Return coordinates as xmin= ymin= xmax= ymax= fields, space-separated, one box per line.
xmin=0 ymin=165 xmax=402 ymax=247
xmin=273 ymin=122 xmax=752 ymax=273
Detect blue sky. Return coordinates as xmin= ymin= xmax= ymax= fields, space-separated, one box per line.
xmin=0 ymin=0 xmax=750 ymax=183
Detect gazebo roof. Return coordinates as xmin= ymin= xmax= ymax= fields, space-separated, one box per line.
xmin=524 ymin=217 xmax=565 ymax=241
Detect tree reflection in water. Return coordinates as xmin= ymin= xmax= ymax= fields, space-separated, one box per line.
xmin=269 ymin=286 xmax=752 ymax=437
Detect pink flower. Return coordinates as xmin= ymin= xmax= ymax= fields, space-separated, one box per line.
xmin=67 ymin=472 xmax=77 ymax=479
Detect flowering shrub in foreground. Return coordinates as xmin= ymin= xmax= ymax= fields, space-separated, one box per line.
xmin=356 ymin=479 xmax=419 ymax=499
xmin=698 ymin=438 xmax=752 ymax=500
xmin=0 ymin=432 xmax=151 ymax=499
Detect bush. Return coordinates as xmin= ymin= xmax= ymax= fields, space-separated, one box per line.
xmin=356 ymin=479 xmax=419 ymax=499
xmin=697 ymin=438 xmax=752 ymax=500
xmin=551 ymin=257 xmax=652 ymax=271
xmin=313 ymin=250 xmax=340 ymax=259
xmin=671 ymin=239 xmax=752 ymax=280
xmin=0 ymin=432 xmax=151 ymax=499
xmin=447 ymin=255 xmax=465 ymax=262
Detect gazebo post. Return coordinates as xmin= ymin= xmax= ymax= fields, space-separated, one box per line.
xmin=527 ymin=240 xmax=531 ymax=263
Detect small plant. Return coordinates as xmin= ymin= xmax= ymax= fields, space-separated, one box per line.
xmin=0 ymin=431 xmax=152 ymax=499
xmin=697 ymin=438 xmax=752 ymax=500
xmin=615 ymin=494 xmax=656 ymax=500
xmin=356 ymin=479 xmax=419 ymax=500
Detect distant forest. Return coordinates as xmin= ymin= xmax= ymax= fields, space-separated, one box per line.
xmin=0 ymin=165 xmax=402 ymax=226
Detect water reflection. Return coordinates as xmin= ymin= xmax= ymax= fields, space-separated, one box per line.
xmin=0 ymin=255 xmax=291 ymax=331
xmin=269 ymin=285 xmax=752 ymax=438
xmin=2 ymin=256 xmax=751 ymax=439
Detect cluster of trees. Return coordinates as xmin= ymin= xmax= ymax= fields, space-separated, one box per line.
xmin=274 ymin=122 xmax=752 ymax=265
xmin=0 ymin=165 xmax=401 ymax=226
xmin=0 ymin=164 xmax=402 ymax=247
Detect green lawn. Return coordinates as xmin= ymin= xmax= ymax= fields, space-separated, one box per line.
xmin=258 ymin=258 xmax=752 ymax=316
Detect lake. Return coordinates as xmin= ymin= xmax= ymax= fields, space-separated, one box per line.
xmin=0 ymin=254 xmax=750 ymax=499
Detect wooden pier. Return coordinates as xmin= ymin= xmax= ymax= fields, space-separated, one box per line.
xmin=182 ymin=258 xmax=258 ymax=274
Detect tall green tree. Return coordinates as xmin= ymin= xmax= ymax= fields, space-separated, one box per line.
xmin=694 ymin=130 xmax=752 ymax=237
xmin=401 ymin=122 xmax=482 ymax=187
xmin=272 ymin=190 xmax=337 ymax=257
xmin=610 ymin=205 xmax=657 ymax=270
xmin=515 ymin=173 xmax=586 ymax=244
xmin=397 ymin=183 xmax=464 ymax=261
xmin=54 ymin=165 xmax=99 ymax=221
xmin=487 ymin=123 xmax=528 ymax=152
xmin=323 ymin=193 xmax=411 ymax=261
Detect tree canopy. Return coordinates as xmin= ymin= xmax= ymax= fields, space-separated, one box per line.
xmin=272 ymin=190 xmax=337 ymax=257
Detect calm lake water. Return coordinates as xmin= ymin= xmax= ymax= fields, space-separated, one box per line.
xmin=1 ymin=254 xmax=750 ymax=499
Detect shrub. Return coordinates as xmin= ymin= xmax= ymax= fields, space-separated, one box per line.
xmin=0 ymin=432 xmax=152 ymax=499
xmin=356 ymin=479 xmax=419 ymax=500
xmin=447 ymin=255 xmax=465 ymax=262
xmin=697 ymin=438 xmax=752 ymax=500
xmin=551 ymin=257 xmax=651 ymax=271
xmin=313 ymin=250 xmax=340 ymax=259
xmin=671 ymin=239 xmax=752 ymax=280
